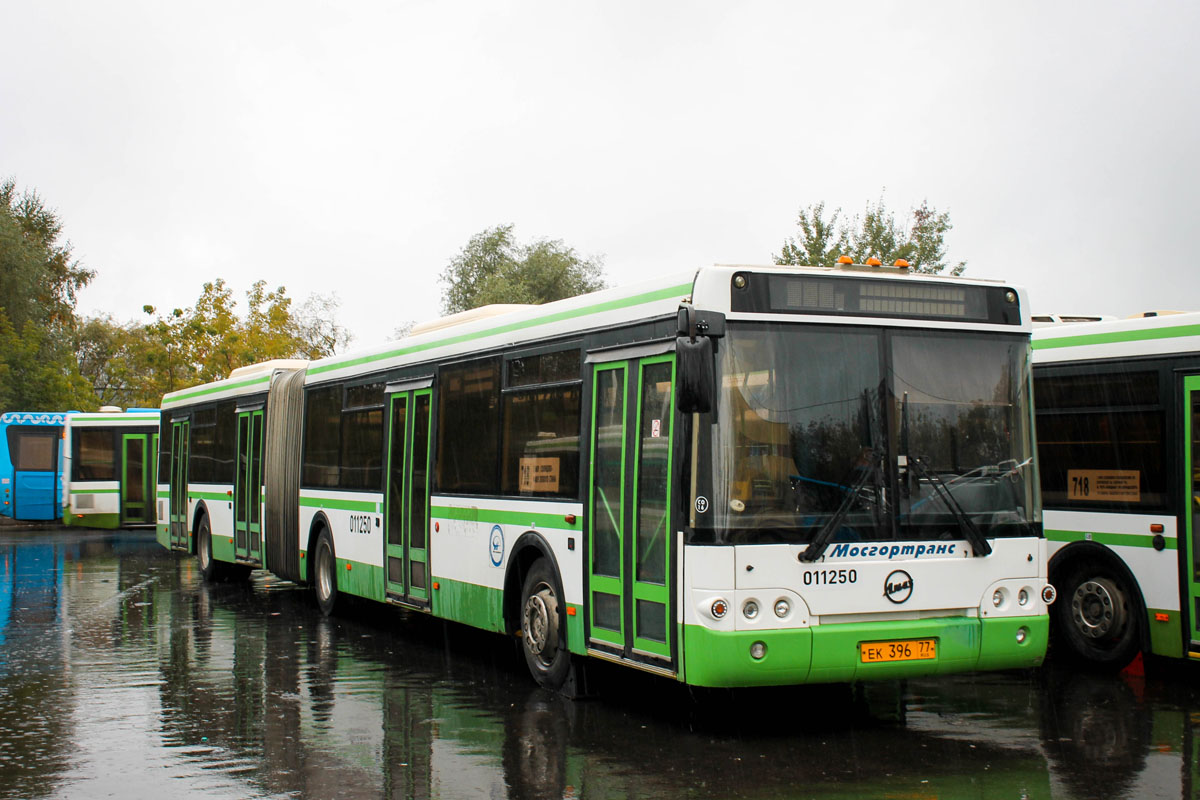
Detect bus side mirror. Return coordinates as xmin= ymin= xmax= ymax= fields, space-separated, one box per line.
xmin=676 ymin=335 xmax=714 ymax=414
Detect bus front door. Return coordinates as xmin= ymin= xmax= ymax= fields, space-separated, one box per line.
xmin=169 ymin=420 xmax=190 ymax=549
xmin=587 ymin=355 xmax=676 ymax=666
xmin=234 ymin=410 xmax=264 ymax=563
xmin=120 ymin=434 xmax=153 ymax=525
xmin=384 ymin=389 xmax=432 ymax=607
xmin=10 ymin=428 xmax=60 ymax=521
xmin=1185 ymin=376 xmax=1200 ymax=648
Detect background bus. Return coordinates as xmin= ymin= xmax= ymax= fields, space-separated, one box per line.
xmin=0 ymin=411 xmax=66 ymax=522
xmin=159 ymin=265 xmax=1050 ymax=690
xmin=63 ymin=408 xmax=160 ymax=529
xmin=1033 ymin=311 xmax=1200 ymax=667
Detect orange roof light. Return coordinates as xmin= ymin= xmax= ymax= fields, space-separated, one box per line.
xmin=865 ymin=257 xmax=882 ymax=267
xmin=836 ymin=255 xmax=853 ymax=265
xmin=894 ymin=259 xmax=910 ymax=268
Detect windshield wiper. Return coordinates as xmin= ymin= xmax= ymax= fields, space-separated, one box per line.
xmin=908 ymin=455 xmax=992 ymax=557
xmin=799 ymin=446 xmax=885 ymax=562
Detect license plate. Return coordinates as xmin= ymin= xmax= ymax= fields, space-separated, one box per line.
xmin=859 ymin=638 xmax=937 ymax=663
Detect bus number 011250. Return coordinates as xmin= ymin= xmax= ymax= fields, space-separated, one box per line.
xmin=802 ymin=568 xmax=857 ymax=586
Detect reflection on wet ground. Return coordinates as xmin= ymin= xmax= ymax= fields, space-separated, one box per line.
xmin=2 ymin=527 xmax=1199 ymax=799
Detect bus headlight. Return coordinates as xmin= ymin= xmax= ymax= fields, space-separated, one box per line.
xmin=1018 ymin=589 xmax=1030 ymax=607
xmin=742 ymin=599 xmax=759 ymax=619
xmin=774 ymin=599 xmax=790 ymax=618
xmin=1016 ymin=627 xmax=1028 ymax=644
xmin=993 ymin=589 xmax=1005 ymax=607
xmin=750 ymin=641 xmax=766 ymax=660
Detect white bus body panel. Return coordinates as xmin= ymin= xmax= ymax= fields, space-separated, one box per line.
xmin=1044 ymin=509 xmax=1180 ymax=612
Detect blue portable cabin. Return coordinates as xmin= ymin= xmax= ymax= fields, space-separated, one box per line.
xmin=0 ymin=412 xmax=67 ymax=521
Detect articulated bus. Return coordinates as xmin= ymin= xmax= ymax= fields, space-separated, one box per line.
xmin=0 ymin=412 xmax=66 ymax=522
xmin=159 ymin=264 xmax=1050 ymax=689
xmin=1033 ymin=311 xmax=1200 ymax=668
xmin=62 ymin=408 xmax=160 ymax=529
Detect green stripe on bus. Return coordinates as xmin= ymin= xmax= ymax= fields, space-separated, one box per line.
xmin=1033 ymin=323 xmax=1200 ymax=351
xmin=188 ymin=490 xmax=230 ymax=502
xmin=69 ymin=415 xmax=159 ymax=422
xmin=164 ymin=374 xmax=272 ymax=406
xmin=1045 ymin=528 xmax=1177 ymax=549
xmin=71 ymin=489 xmax=120 ymax=495
xmin=299 ymin=495 xmax=379 ymax=512
xmin=430 ymin=505 xmax=582 ymax=530
xmin=308 ymin=282 xmax=693 ymax=376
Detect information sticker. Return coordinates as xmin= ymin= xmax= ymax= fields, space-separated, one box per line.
xmin=1067 ymin=469 xmax=1140 ymax=502
xmin=519 ymin=457 xmax=560 ymax=493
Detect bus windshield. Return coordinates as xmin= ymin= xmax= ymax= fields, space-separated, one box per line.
xmin=699 ymin=323 xmax=1039 ymax=545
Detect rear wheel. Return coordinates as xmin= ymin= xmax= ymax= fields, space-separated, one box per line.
xmin=1052 ymin=557 xmax=1141 ymax=669
xmin=197 ymin=517 xmax=222 ymax=583
xmin=313 ymin=529 xmax=340 ymax=616
xmin=520 ymin=559 xmax=571 ymax=691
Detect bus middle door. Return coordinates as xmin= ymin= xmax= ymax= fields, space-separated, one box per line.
xmin=587 ymin=354 xmax=676 ymax=669
xmin=384 ymin=388 xmax=432 ymax=607
xmin=234 ymin=409 xmax=264 ymax=564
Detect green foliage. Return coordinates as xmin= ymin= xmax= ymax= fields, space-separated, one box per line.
xmin=439 ymin=224 xmax=607 ymax=315
xmin=80 ymin=280 xmax=353 ymax=407
xmin=776 ymin=195 xmax=966 ymax=275
xmin=0 ymin=179 xmax=96 ymax=413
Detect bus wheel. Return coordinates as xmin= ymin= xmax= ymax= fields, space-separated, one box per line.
xmin=1053 ymin=558 xmax=1141 ymax=669
xmin=521 ymin=559 xmax=571 ymax=691
xmin=198 ymin=517 xmax=222 ymax=583
xmin=314 ymin=530 xmax=340 ymax=616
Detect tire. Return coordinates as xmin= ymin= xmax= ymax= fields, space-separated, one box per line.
xmin=1052 ymin=557 xmax=1142 ymax=669
xmin=520 ymin=559 xmax=571 ymax=691
xmin=313 ymin=529 xmax=340 ymax=616
xmin=197 ymin=516 xmax=223 ymax=583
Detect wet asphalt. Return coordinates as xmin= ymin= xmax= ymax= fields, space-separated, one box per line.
xmin=0 ymin=525 xmax=1198 ymax=800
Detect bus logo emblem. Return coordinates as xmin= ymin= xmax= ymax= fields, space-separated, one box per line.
xmin=883 ymin=570 xmax=914 ymax=604
xmin=489 ymin=525 xmax=505 ymax=567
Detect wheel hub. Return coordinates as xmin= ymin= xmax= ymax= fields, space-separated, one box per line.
xmin=523 ymin=584 xmax=558 ymax=660
xmin=1071 ymin=578 xmax=1125 ymax=639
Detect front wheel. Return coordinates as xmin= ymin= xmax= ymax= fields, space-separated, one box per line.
xmin=313 ymin=529 xmax=340 ymax=616
xmin=520 ymin=559 xmax=571 ymax=691
xmin=1052 ymin=557 xmax=1142 ymax=669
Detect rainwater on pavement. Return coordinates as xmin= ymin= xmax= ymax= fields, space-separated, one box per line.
xmin=1 ymin=525 xmax=1198 ymax=800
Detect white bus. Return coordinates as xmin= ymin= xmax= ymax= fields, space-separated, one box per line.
xmin=1033 ymin=311 xmax=1200 ymax=667
xmin=159 ymin=264 xmax=1050 ymax=690
xmin=63 ymin=408 xmax=160 ymax=528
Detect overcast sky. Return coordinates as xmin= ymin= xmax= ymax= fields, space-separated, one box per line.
xmin=3 ymin=1 xmax=1198 ymax=348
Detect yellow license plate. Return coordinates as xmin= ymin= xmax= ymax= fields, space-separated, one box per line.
xmin=860 ymin=638 xmax=937 ymax=663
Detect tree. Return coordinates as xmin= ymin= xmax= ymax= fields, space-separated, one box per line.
xmin=439 ymin=224 xmax=607 ymax=315
xmin=0 ymin=179 xmax=97 ymax=413
xmin=776 ymin=194 xmax=966 ymax=275
xmin=76 ymin=280 xmax=352 ymax=408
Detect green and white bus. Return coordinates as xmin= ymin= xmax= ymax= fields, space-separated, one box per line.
xmin=158 ymin=264 xmax=1050 ymax=689
xmin=1034 ymin=311 xmax=1200 ymax=667
xmin=63 ymin=407 xmax=160 ymax=529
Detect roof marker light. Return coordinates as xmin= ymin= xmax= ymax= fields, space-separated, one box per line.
xmin=836 ymin=255 xmax=853 ymax=265
xmin=865 ymin=257 xmax=882 ymax=267
xmin=893 ymin=259 xmax=910 ymax=268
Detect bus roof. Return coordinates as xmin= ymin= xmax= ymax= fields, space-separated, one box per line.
xmin=1032 ymin=310 xmax=1200 ymax=363
xmin=161 ymin=264 xmax=1030 ymax=405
